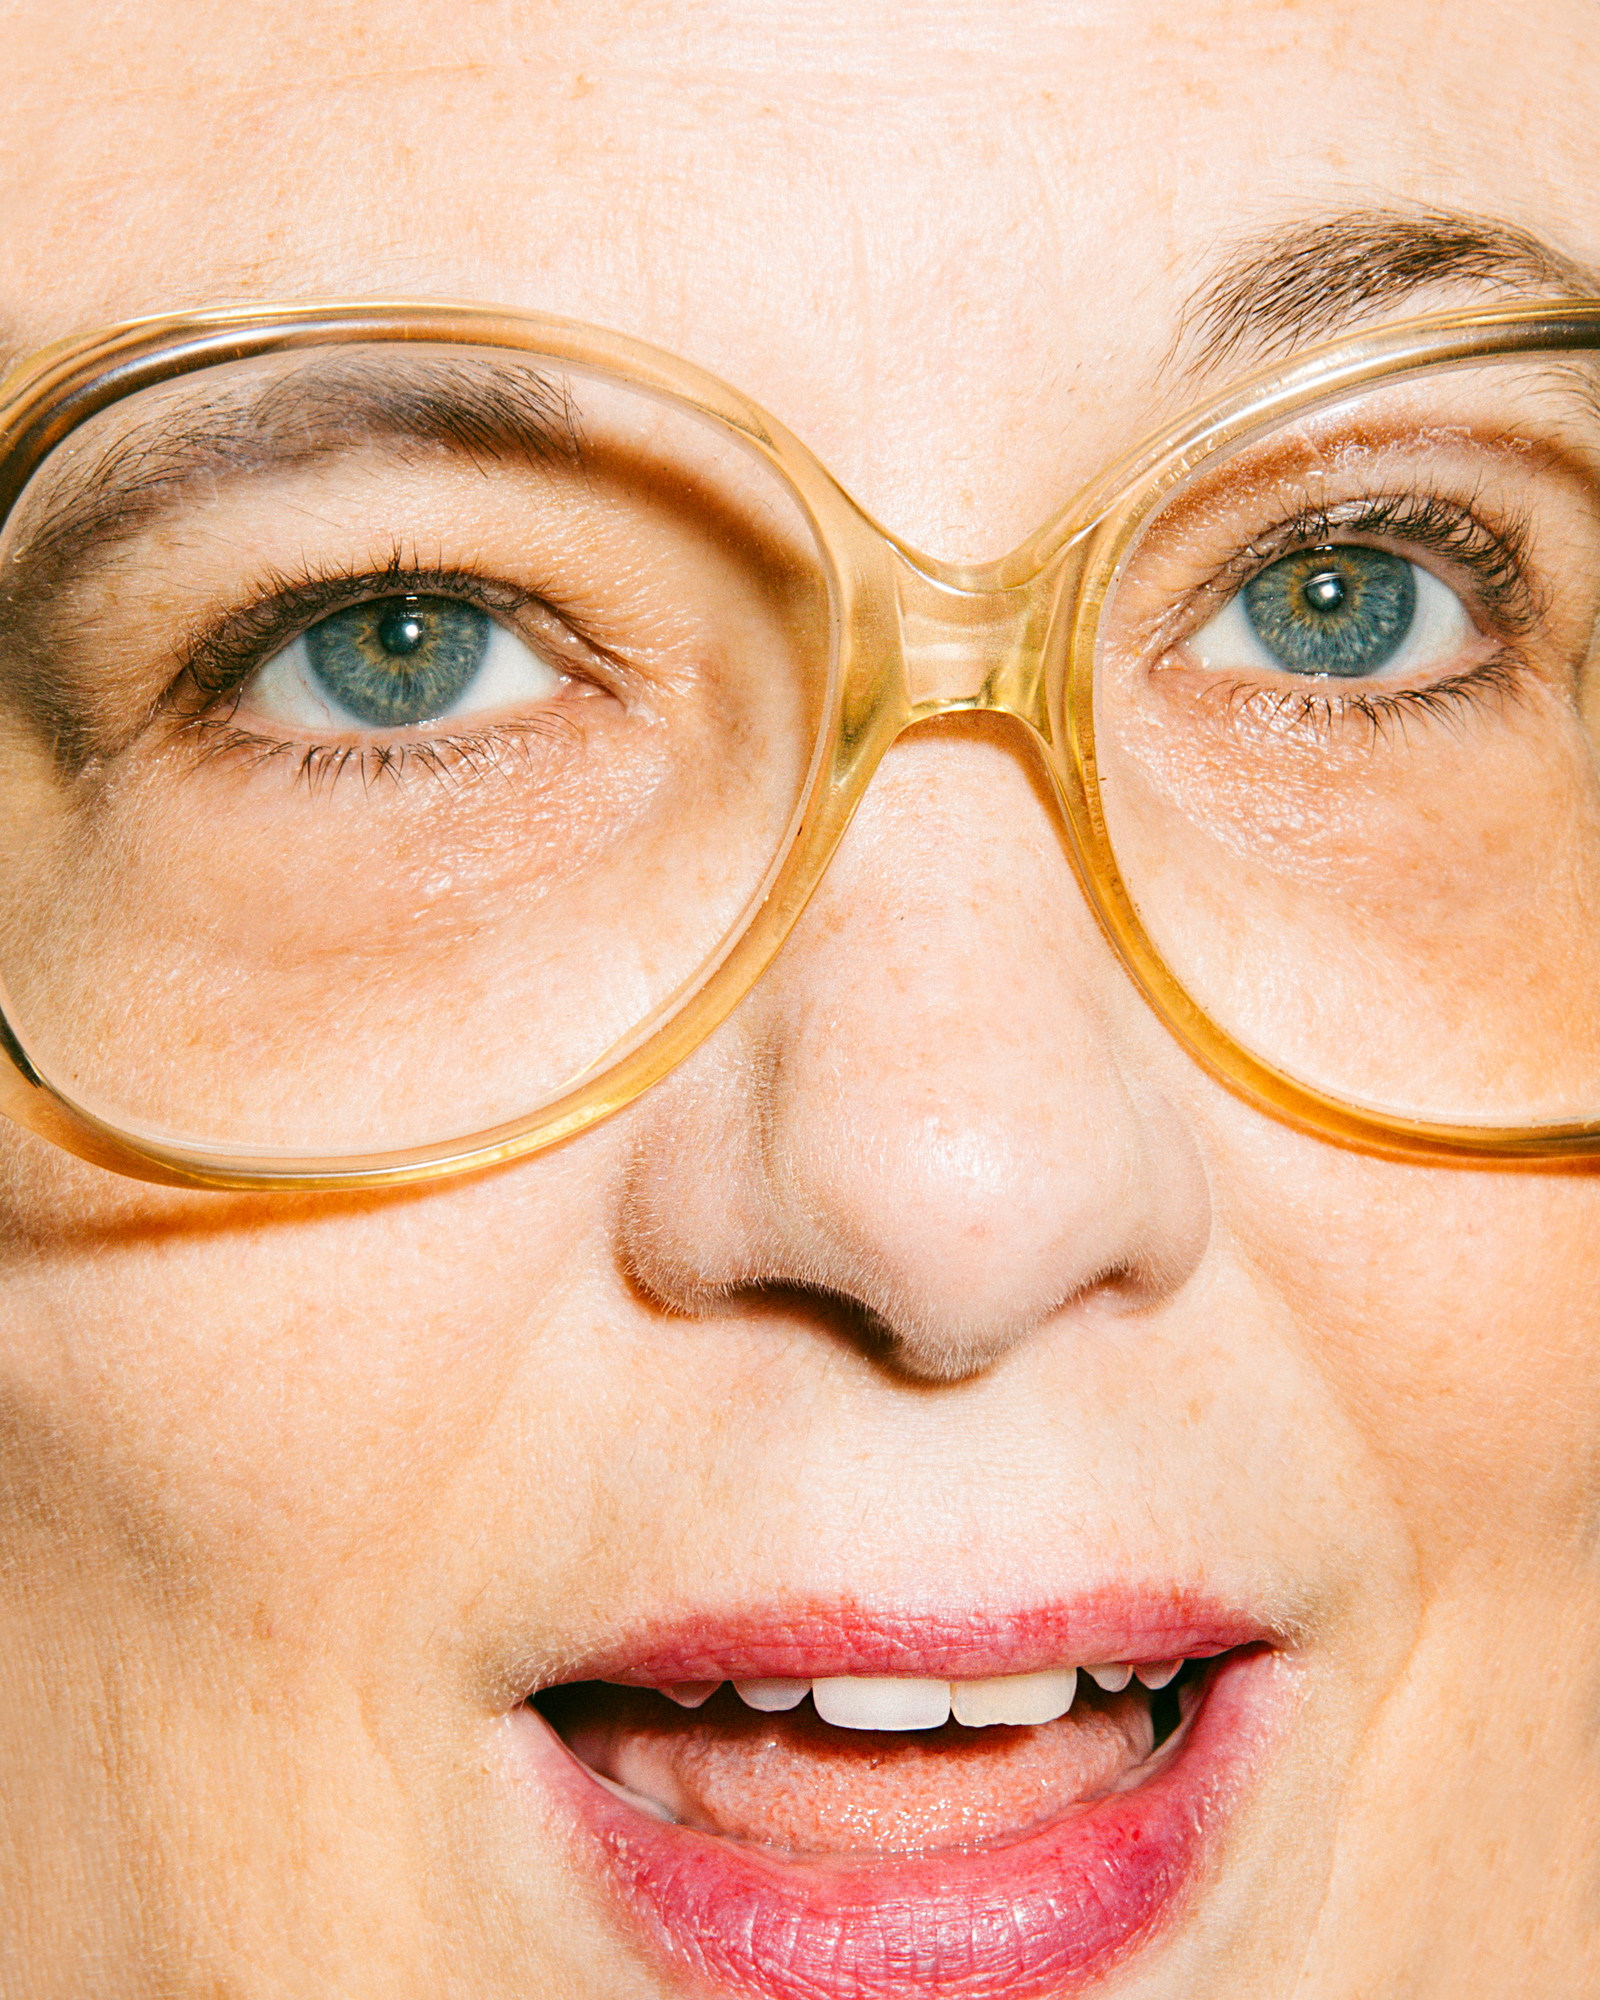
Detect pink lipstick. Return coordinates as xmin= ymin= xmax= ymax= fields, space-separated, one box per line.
xmin=511 ymin=1600 xmax=1291 ymax=1999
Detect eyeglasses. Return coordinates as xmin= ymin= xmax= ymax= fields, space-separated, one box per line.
xmin=3 ymin=297 xmax=1600 ymax=1189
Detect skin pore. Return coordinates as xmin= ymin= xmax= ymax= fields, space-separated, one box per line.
xmin=3 ymin=1 xmax=1600 ymax=1994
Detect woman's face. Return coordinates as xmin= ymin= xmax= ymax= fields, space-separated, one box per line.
xmin=4 ymin=3 xmax=1599 ymax=1995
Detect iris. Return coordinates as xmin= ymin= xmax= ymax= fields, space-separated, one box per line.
xmin=1241 ymin=545 xmax=1416 ymax=678
xmin=303 ymin=595 xmax=490 ymax=726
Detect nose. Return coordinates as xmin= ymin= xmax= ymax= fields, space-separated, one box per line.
xmin=618 ymin=718 xmax=1212 ymax=1382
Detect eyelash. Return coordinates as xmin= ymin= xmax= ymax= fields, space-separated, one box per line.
xmin=169 ymin=551 xmax=603 ymax=791
xmin=1214 ymin=487 xmax=1537 ymax=626
xmin=163 ymin=486 xmax=1540 ymax=792
xmin=1213 ymin=652 xmax=1529 ymax=749
xmin=1186 ymin=486 xmax=1539 ymax=743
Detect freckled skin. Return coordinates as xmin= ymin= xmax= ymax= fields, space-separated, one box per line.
xmin=1 ymin=3 xmax=1600 ymax=1998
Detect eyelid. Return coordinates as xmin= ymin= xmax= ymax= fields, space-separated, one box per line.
xmin=171 ymin=559 xmax=630 ymax=718
xmin=1212 ymin=493 xmax=1535 ymax=629
xmin=1140 ymin=490 xmax=1537 ymax=670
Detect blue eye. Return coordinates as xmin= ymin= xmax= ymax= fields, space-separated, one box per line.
xmin=1241 ymin=547 xmax=1416 ymax=679
xmin=1189 ymin=544 xmax=1474 ymax=686
xmin=303 ymin=596 xmax=490 ymax=727
xmin=238 ymin=592 xmax=564 ymax=734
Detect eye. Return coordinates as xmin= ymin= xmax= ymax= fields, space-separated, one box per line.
xmin=1189 ymin=545 xmax=1476 ymax=682
xmin=239 ymin=594 xmax=564 ymax=732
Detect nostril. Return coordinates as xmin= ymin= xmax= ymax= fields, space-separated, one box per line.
xmin=865 ymin=1263 xmax=1138 ymax=1383
xmin=620 ymin=1071 xmax=1213 ymax=1381
xmin=614 ymin=730 xmax=1216 ymax=1381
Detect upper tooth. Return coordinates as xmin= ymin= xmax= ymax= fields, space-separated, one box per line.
xmin=811 ymin=1676 xmax=952 ymax=1732
xmin=659 ymin=1681 xmax=721 ymax=1708
xmin=733 ymin=1678 xmax=811 ymax=1712
xmin=653 ymin=1663 xmax=1167 ymax=1726
xmin=950 ymin=1668 xmax=1077 ymax=1727
xmin=1134 ymin=1659 xmax=1182 ymax=1690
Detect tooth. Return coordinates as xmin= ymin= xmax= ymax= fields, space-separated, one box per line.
xmin=1084 ymin=1663 xmax=1134 ymax=1693
xmin=950 ymin=1668 xmax=1077 ymax=1727
xmin=733 ymin=1678 xmax=811 ymax=1712
xmin=811 ymin=1676 xmax=952 ymax=1731
xmin=659 ymin=1681 xmax=721 ymax=1708
xmin=1134 ymin=1659 xmax=1183 ymax=1690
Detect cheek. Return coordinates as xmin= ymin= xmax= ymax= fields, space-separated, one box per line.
xmin=1216 ymin=1127 xmax=1600 ymax=1573
xmin=0 ymin=1146 xmax=622 ymax=1658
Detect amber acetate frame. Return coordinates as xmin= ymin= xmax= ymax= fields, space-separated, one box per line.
xmin=3 ymin=297 xmax=1600 ymax=1190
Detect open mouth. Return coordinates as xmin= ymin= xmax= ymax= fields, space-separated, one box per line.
xmin=537 ymin=1658 xmax=1201 ymax=1857
xmin=512 ymin=1612 xmax=1286 ymax=2000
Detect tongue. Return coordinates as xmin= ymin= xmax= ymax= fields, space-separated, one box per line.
xmin=544 ymin=1683 xmax=1157 ymax=1857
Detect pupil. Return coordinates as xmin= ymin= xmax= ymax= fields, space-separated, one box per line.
xmin=377 ymin=601 xmax=428 ymax=655
xmin=1302 ymin=570 xmax=1347 ymax=615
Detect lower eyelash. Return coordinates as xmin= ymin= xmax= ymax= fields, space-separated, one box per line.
xmin=183 ymin=708 xmax=587 ymax=795
xmin=1214 ymin=649 xmax=1531 ymax=748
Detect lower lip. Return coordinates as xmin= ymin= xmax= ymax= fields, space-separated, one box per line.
xmin=512 ymin=1649 xmax=1283 ymax=2000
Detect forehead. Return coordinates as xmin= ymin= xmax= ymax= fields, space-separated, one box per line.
xmin=1 ymin=0 xmax=1598 ymax=551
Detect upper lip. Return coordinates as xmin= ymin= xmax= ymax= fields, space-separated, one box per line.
xmin=516 ymin=1590 xmax=1286 ymax=1697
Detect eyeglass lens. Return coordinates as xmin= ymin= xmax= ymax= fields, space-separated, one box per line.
xmin=1092 ymin=348 xmax=1600 ymax=1127
xmin=0 ymin=346 xmax=833 ymax=1155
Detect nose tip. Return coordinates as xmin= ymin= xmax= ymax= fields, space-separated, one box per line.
xmin=760 ymin=1067 xmax=1207 ymax=1381
xmin=616 ymin=725 xmax=1212 ymax=1383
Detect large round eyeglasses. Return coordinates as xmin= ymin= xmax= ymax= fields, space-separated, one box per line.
xmin=2 ymin=298 xmax=1600 ymax=1188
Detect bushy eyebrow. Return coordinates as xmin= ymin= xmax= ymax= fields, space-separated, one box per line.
xmin=6 ymin=352 xmax=584 ymax=597
xmin=1181 ymin=205 xmax=1600 ymax=373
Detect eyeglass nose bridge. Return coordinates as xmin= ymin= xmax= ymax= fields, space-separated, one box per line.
xmin=887 ymin=543 xmax=1077 ymax=742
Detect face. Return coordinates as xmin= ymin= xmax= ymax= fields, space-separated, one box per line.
xmin=4 ymin=3 xmax=1600 ymax=1995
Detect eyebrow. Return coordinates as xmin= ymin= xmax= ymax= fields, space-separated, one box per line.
xmin=3 ymin=352 xmax=583 ymax=602
xmin=0 ymin=353 xmax=585 ymax=768
xmin=1181 ymin=205 xmax=1600 ymax=374
xmin=6 ymin=204 xmax=1590 ymax=561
